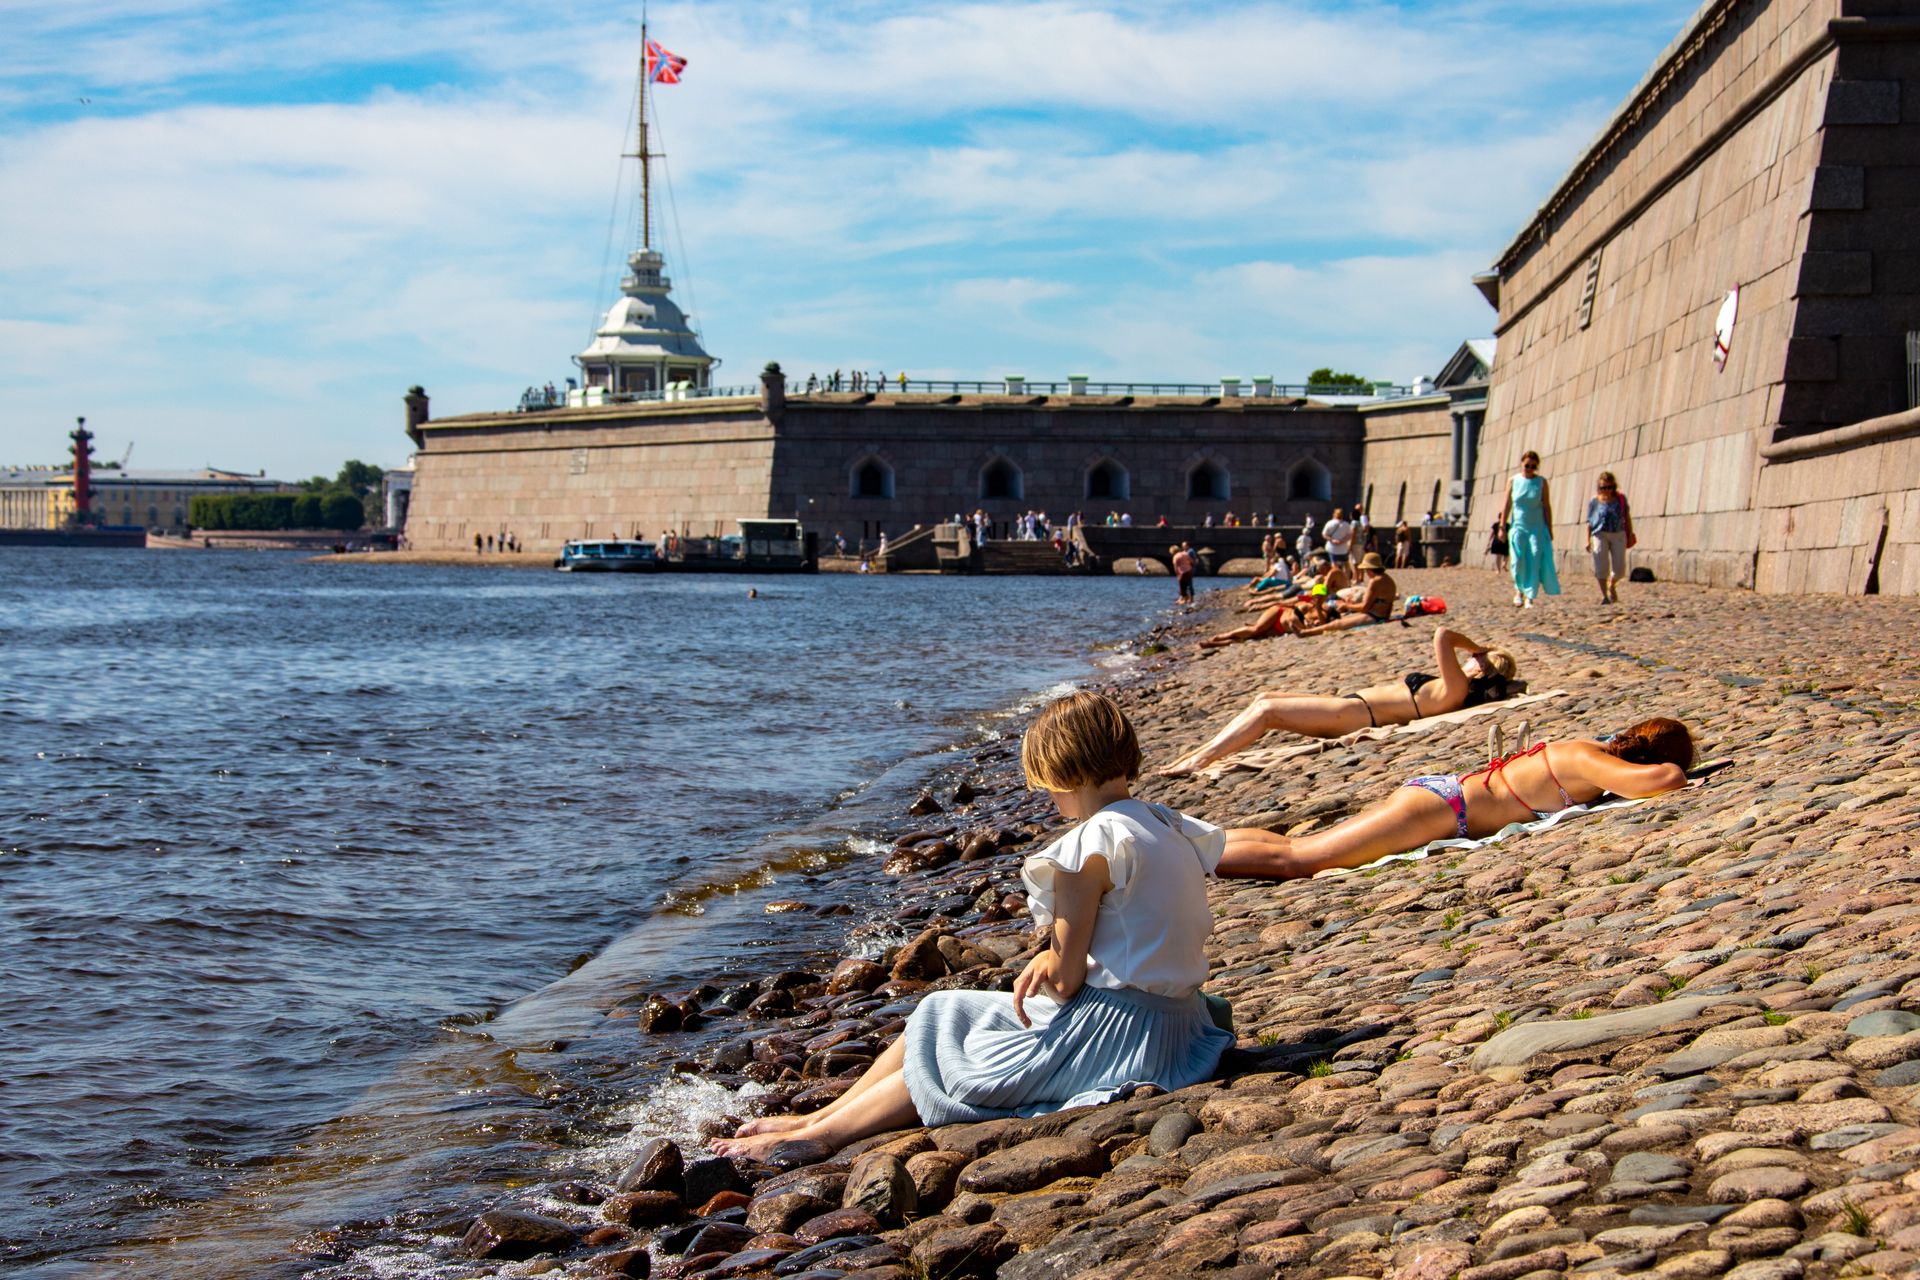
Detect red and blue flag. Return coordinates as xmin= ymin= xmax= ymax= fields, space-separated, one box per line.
xmin=645 ymin=39 xmax=687 ymax=84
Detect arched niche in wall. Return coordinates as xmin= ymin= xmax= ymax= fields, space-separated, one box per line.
xmin=1086 ymin=457 xmax=1130 ymax=501
xmin=1287 ymin=456 xmax=1331 ymax=502
xmin=849 ymin=455 xmax=895 ymax=500
xmin=980 ymin=456 xmax=1024 ymax=501
xmin=1187 ymin=458 xmax=1230 ymax=501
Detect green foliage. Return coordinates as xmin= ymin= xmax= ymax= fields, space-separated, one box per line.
xmin=299 ymin=459 xmax=383 ymax=499
xmin=1570 ymin=1009 xmax=1594 ymax=1019
xmin=189 ymin=492 xmax=364 ymax=531
xmin=1762 ymin=1010 xmax=1790 ymax=1026
xmin=1306 ymin=367 xmax=1372 ymax=389
xmin=1307 ymin=1059 xmax=1333 ymax=1077
xmin=1839 ymin=1199 xmax=1872 ymax=1237
xmin=1493 ymin=1010 xmax=1513 ymax=1031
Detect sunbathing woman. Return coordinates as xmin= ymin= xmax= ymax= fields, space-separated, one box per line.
xmin=1296 ymin=552 xmax=1396 ymax=635
xmin=1160 ymin=626 xmax=1518 ymax=776
xmin=1203 ymin=561 xmax=1349 ymax=648
xmin=1215 ymin=717 xmax=1694 ymax=878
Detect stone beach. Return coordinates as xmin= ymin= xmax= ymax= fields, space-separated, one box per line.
xmin=449 ymin=566 xmax=1920 ymax=1279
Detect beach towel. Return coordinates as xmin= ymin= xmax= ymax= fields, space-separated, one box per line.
xmin=1311 ymin=766 xmax=1726 ymax=877
xmin=1197 ymin=688 xmax=1568 ymax=780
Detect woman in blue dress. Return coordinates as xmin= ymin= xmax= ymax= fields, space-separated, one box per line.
xmin=1501 ymin=450 xmax=1560 ymax=608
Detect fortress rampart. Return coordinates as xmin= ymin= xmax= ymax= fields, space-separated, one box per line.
xmin=1470 ymin=0 xmax=1920 ymax=595
xmin=402 ymin=382 xmax=1400 ymax=553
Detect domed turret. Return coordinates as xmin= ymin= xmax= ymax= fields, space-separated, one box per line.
xmin=576 ymin=248 xmax=715 ymax=396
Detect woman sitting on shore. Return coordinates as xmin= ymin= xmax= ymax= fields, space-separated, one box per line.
xmin=1159 ymin=626 xmax=1519 ymax=776
xmin=712 ymin=691 xmax=1232 ymax=1160
xmin=1215 ymin=718 xmax=1694 ymax=878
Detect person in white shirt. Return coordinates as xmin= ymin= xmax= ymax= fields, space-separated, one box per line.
xmin=1322 ymin=508 xmax=1354 ymax=566
xmin=713 ymin=691 xmax=1232 ymax=1157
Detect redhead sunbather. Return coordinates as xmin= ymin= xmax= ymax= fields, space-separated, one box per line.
xmin=1215 ymin=718 xmax=1694 ymax=878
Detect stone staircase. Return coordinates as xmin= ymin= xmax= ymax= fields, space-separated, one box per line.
xmin=979 ymin=540 xmax=1082 ymax=575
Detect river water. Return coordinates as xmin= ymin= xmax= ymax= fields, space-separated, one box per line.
xmin=0 ymin=550 xmax=1175 ymax=1278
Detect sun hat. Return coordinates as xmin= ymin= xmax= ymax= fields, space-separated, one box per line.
xmin=1358 ymin=552 xmax=1387 ymax=571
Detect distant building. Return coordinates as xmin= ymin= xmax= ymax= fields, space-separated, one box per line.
xmin=0 ymin=466 xmax=287 ymax=532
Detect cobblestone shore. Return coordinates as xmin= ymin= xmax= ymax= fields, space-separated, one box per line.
xmin=452 ymin=566 xmax=1920 ymax=1280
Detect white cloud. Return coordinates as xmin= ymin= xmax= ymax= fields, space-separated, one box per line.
xmin=0 ymin=0 xmax=1703 ymax=474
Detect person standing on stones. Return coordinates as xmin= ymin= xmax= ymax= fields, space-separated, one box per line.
xmin=1321 ymin=508 xmax=1353 ymax=568
xmin=711 ymin=691 xmax=1232 ymax=1159
xmin=1171 ymin=543 xmax=1195 ymax=605
xmin=1501 ymin=450 xmax=1560 ymax=608
xmin=1586 ymin=471 xmax=1635 ymax=604
xmin=1487 ymin=514 xmax=1510 ymax=573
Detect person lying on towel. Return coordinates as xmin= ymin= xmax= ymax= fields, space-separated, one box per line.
xmin=1216 ymin=718 xmax=1694 ymax=878
xmin=1158 ymin=626 xmax=1521 ymax=776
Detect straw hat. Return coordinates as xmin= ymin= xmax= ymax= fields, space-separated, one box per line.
xmin=1358 ymin=551 xmax=1388 ymax=571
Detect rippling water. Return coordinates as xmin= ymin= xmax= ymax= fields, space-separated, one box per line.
xmin=0 ymin=549 xmax=1174 ymax=1277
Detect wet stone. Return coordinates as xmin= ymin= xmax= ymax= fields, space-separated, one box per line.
xmin=460 ymin=1209 xmax=578 ymax=1260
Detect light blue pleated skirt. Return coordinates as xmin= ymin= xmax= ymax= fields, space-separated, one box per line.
xmin=900 ymin=984 xmax=1233 ymax=1127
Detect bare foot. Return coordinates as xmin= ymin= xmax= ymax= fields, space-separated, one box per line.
xmin=731 ymin=1113 xmax=810 ymax=1138
xmin=1153 ymin=753 xmax=1211 ymax=778
xmin=711 ymin=1128 xmax=814 ymax=1160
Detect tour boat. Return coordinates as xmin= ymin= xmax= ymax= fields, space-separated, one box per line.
xmin=556 ymin=539 xmax=659 ymax=572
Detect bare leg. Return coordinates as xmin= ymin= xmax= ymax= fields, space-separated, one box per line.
xmin=713 ymin=1068 xmax=919 ymax=1160
xmin=1200 ymin=607 xmax=1283 ymax=649
xmin=732 ymin=1033 xmax=906 ymax=1135
xmin=1217 ymin=789 xmax=1459 ymax=878
xmin=1297 ymin=612 xmax=1377 ymax=638
xmin=1157 ymin=694 xmax=1368 ymax=776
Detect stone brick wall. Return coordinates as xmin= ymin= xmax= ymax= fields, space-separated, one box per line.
xmin=1356 ymin=397 xmax=1456 ymax=526
xmin=766 ymin=396 xmax=1363 ymax=540
xmin=405 ymin=392 xmax=1371 ymax=554
xmin=1470 ymin=0 xmax=1920 ymax=595
xmin=406 ymin=400 xmax=776 ymax=551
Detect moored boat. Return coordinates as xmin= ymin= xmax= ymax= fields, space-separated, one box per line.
xmin=556 ymin=539 xmax=659 ymax=572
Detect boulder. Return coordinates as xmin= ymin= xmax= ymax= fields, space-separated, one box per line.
xmin=616 ymin=1137 xmax=685 ymax=1195
xmin=826 ymin=958 xmax=887 ymax=995
xmin=844 ymin=1152 xmax=917 ymax=1225
xmin=910 ymin=1222 xmax=1015 ymax=1280
xmin=681 ymin=1155 xmax=748 ymax=1208
xmin=637 ymin=994 xmax=682 ymax=1034
xmin=958 ymin=1135 xmax=1109 ymax=1195
xmin=460 ymin=1209 xmax=577 ymax=1260
xmin=601 ymin=1190 xmax=682 ymax=1228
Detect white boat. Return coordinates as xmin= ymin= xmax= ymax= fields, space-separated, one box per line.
xmin=556 ymin=539 xmax=658 ymax=572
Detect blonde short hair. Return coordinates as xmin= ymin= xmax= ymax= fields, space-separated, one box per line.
xmin=1021 ymin=690 xmax=1141 ymax=792
xmin=1483 ymin=649 xmax=1518 ymax=679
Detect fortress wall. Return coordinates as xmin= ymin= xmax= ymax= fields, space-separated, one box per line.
xmin=1356 ymin=397 xmax=1456 ymax=524
xmin=764 ymin=398 xmax=1364 ymax=537
xmin=405 ymin=401 xmax=775 ymax=551
xmin=1473 ymin=0 xmax=1851 ymax=591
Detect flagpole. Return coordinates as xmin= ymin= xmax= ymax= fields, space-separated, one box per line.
xmin=638 ymin=8 xmax=652 ymax=251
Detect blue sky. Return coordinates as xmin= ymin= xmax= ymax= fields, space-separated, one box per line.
xmin=0 ymin=0 xmax=1703 ymax=479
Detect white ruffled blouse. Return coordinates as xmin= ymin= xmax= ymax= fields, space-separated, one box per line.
xmin=1020 ymin=798 xmax=1224 ymax=997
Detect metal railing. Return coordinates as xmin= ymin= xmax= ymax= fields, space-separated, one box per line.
xmin=518 ymin=383 xmax=761 ymax=411
xmin=786 ymin=378 xmax=1418 ymax=399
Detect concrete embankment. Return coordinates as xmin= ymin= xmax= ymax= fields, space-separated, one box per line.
xmin=453 ymin=567 xmax=1920 ymax=1278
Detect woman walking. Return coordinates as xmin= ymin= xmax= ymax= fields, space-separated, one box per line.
xmin=1585 ymin=471 xmax=1635 ymax=603
xmin=1486 ymin=515 xmax=1509 ymax=573
xmin=1501 ymin=450 xmax=1559 ymax=608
